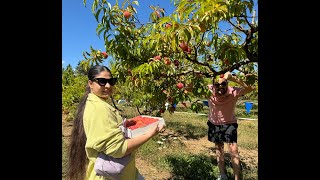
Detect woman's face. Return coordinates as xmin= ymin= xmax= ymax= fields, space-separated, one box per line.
xmin=88 ymin=70 xmax=116 ymax=99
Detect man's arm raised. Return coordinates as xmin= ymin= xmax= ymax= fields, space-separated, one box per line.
xmin=224 ymin=71 xmax=256 ymax=95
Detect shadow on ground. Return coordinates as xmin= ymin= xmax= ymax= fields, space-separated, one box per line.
xmin=163 ymin=153 xmax=256 ymax=180
xmin=165 ymin=122 xmax=207 ymax=140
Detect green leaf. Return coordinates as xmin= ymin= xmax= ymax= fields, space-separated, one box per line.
xmin=92 ymin=3 xmax=96 ymax=13
xmin=175 ymin=34 xmax=179 ymax=45
xmin=121 ymin=0 xmax=129 ymax=8
xmin=97 ymin=27 xmax=106 ymax=38
xmin=150 ymin=40 xmax=156 ymax=51
xmin=171 ymin=34 xmax=176 ymax=51
xmin=136 ymin=48 xmax=140 ymax=57
xmin=127 ymin=39 xmax=133 ymax=45
xmin=185 ymin=6 xmax=194 ymax=17
xmin=173 ymin=14 xmax=178 ymax=21
xmin=149 ymin=64 xmax=153 ymax=74
xmin=132 ymin=1 xmax=139 ymax=6
xmin=149 ymin=5 xmax=155 ymax=11
xmin=93 ymin=0 xmax=99 ymax=12
xmin=83 ymin=0 xmax=87 ymax=7
xmin=132 ymin=7 xmax=137 ymax=14
xmin=82 ymin=52 xmax=87 ymax=59
xmin=184 ymin=29 xmax=191 ymax=42
xmin=103 ymin=34 xmax=111 ymax=43
xmin=107 ymin=2 xmax=112 ymax=10
xmin=194 ymin=25 xmax=201 ymax=32
xmin=94 ymin=8 xmax=102 ymax=22
xmin=103 ymin=30 xmax=109 ymax=42
xmin=158 ymin=16 xmax=171 ymax=25
xmin=201 ymin=14 xmax=208 ymax=22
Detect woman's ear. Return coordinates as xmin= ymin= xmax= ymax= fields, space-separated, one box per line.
xmin=88 ymin=80 xmax=93 ymax=89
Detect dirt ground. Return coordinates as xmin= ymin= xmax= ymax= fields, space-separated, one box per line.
xmin=62 ymin=116 xmax=258 ymax=180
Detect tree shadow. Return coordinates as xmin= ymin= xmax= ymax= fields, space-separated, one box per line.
xmin=162 ymin=152 xmax=256 ymax=180
xmin=208 ymin=147 xmax=257 ymax=175
xmin=165 ymin=121 xmax=207 ymax=140
xmin=161 ymin=154 xmax=224 ymax=180
xmin=164 ymin=154 xmax=219 ymax=180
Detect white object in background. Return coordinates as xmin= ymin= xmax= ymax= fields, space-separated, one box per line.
xmin=118 ymin=99 xmax=126 ymax=104
xmin=165 ymin=102 xmax=169 ymax=110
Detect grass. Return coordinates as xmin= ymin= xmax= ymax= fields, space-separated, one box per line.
xmin=162 ymin=113 xmax=208 ymax=138
xmin=62 ymin=104 xmax=258 ymax=179
xmin=238 ymin=120 xmax=258 ymax=149
xmin=135 ymin=112 xmax=258 ymax=179
xmin=162 ymin=153 xmax=219 ymax=179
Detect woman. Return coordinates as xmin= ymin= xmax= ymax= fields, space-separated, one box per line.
xmin=67 ymin=65 xmax=164 ymax=180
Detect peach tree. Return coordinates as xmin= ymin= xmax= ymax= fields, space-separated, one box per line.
xmin=80 ymin=0 xmax=258 ymax=115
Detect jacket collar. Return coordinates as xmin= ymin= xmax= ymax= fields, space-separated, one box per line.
xmin=87 ymin=93 xmax=118 ymax=111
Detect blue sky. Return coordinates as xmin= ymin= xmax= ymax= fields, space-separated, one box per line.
xmin=63 ymin=0 xmax=257 ymax=69
xmin=63 ymin=0 xmax=176 ymax=68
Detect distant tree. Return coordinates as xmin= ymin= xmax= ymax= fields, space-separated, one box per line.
xmin=62 ymin=64 xmax=88 ymax=114
xmin=75 ymin=61 xmax=88 ymax=76
xmin=62 ymin=64 xmax=75 ymax=85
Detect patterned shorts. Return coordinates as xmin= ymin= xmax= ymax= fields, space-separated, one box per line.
xmin=207 ymin=121 xmax=238 ymax=143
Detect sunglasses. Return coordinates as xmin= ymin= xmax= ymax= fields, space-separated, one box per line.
xmin=92 ymin=78 xmax=117 ymax=86
xmin=214 ymin=81 xmax=227 ymax=87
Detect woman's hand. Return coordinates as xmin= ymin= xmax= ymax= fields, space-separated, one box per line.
xmin=147 ymin=123 xmax=165 ymax=137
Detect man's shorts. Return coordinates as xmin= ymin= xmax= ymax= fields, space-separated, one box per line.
xmin=207 ymin=121 xmax=238 ymax=143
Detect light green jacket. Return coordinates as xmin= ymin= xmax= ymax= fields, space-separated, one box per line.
xmin=83 ymin=93 xmax=138 ymax=180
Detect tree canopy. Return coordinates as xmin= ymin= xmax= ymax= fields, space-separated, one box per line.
xmin=79 ymin=0 xmax=258 ymax=115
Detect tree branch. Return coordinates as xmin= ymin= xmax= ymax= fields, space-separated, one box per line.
xmin=196 ymin=32 xmax=206 ymax=49
xmin=160 ymin=69 xmax=212 ymax=78
xmin=136 ymin=105 xmax=142 ymax=115
xmin=237 ymin=68 xmax=249 ymax=75
xmin=242 ymin=28 xmax=258 ymax=62
xmin=217 ymin=59 xmax=257 ymax=77
xmin=227 ymin=19 xmax=245 ymax=32
xmin=111 ymin=96 xmax=123 ymax=112
xmin=184 ymin=52 xmax=216 ymax=73
xmin=234 ymin=15 xmax=258 ymax=18
xmin=133 ymin=15 xmax=143 ymax=26
xmin=159 ymin=60 xmax=258 ymax=79
xmin=244 ymin=16 xmax=253 ymax=30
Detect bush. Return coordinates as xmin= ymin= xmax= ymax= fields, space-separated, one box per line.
xmin=62 ymin=65 xmax=88 ymax=115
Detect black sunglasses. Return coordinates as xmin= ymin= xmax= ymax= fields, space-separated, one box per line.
xmin=92 ymin=78 xmax=117 ymax=86
xmin=214 ymin=81 xmax=227 ymax=87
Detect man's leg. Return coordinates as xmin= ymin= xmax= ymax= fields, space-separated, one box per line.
xmin=208 ymin=121 xmax=228 ymax=180
xmin=228 ymin=143 xmax=240 ymax=180
xmin=215 ymin=142 xmax=227 ymax=177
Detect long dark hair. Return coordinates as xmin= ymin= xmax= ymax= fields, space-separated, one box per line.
xmin=67 ymin=65 xmax=111 ymax=180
